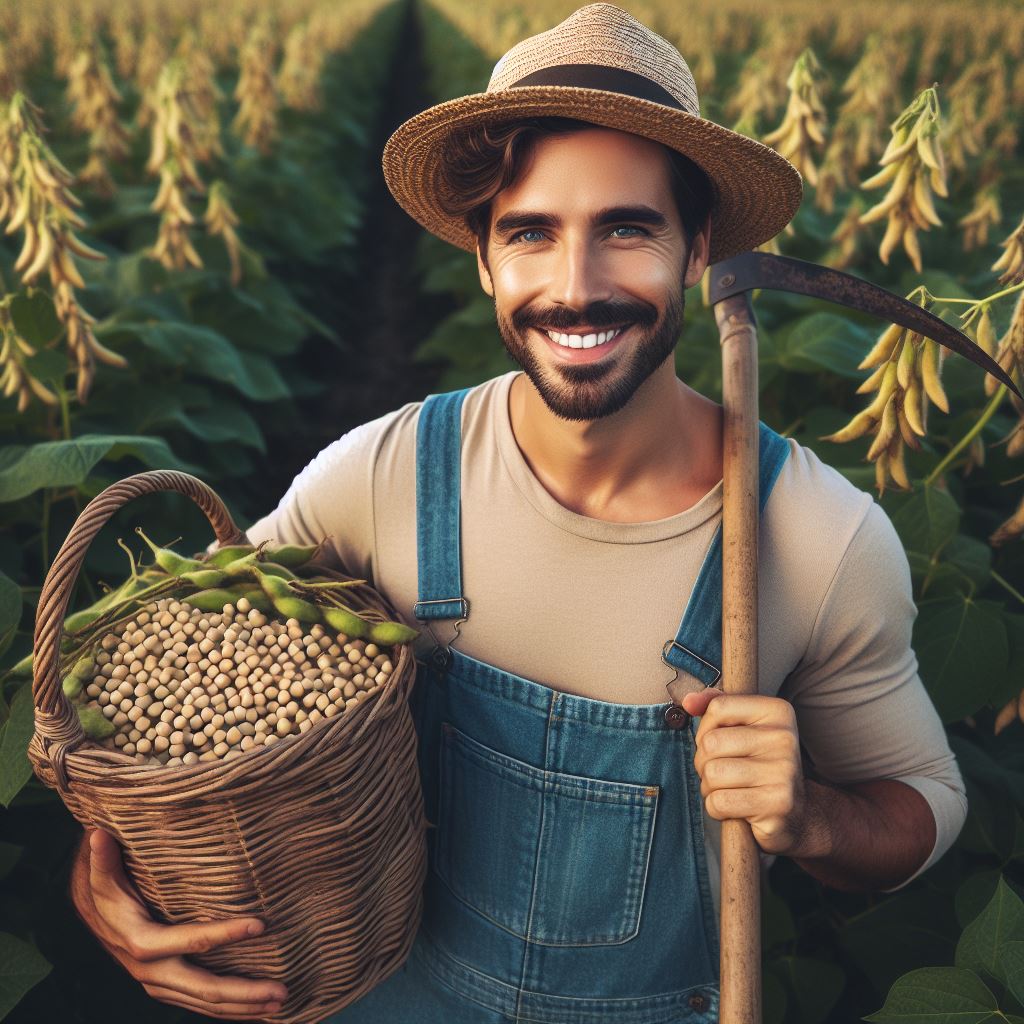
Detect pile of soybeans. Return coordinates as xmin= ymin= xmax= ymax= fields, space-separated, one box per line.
xmin=77 ymin=595 xmax=397 ymax=766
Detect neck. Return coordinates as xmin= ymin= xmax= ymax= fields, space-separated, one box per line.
xmin=508 ymin=361 xmax=724 ymax=523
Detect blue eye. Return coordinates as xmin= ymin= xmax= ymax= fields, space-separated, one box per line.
xmin=511 ymin=229 xmax=546 ymax=244
xmin=611 ymin=225 xmax=646 ymax=238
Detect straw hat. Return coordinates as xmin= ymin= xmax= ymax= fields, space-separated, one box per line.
xmin=382 ymin=3 xmax=803 ymax=265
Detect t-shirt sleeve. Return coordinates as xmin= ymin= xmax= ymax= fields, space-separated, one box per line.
xmin=778 ymin=500 xmax=968 ymax=892
xmin=213 ymin=414 xmax=401 ymax=584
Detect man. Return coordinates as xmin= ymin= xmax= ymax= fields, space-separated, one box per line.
xmin=71 ymin=5 xmax=966 ymax=1022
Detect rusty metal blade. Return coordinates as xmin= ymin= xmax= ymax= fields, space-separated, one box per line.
xmin=708 ymin=251 xmax=1022 ymax=401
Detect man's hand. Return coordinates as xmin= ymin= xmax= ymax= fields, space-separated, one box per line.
xmin=681 ymin=689 xmax=830 ymax=859
xmin=71 ymin=829 xmax=289 ymax=1020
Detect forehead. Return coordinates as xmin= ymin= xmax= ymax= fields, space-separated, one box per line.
xmin=493 ymin=126 xmax=675 ymax=214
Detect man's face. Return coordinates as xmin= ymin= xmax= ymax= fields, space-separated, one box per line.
xmin=477 ymin=127 xmax=709 ymax=422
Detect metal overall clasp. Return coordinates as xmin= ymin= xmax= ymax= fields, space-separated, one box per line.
xmin=660 ymin=639 xmax=722 ymax=730
xmin=416 ymin=598 xmax=469 ymax=674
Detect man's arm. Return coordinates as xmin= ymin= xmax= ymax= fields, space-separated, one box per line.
xmin=786 ymin=776 xmax=937 ymax=892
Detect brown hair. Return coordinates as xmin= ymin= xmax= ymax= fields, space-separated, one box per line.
xmin=435 ymin=116 xmax=717 ymax=264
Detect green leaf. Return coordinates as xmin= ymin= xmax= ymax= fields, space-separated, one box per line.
xmin=769 ymin=955 xmax=845 ymax=1024
xmin=97 ymin=321 xmax=289 ymax=401
xmin=943 ymin=534 xmax=992 ymax=589
xmin=956 ymin=871 xmax=1003 ymax=929
xmin=767 ymin=311 xmax=873 ymax=378
xmin=1000 ymin=941 xmax=1024 ymax=1007
xmin=0 ymin=683 xmax=35 ymax=807
xmin=0 ymin=932 xmax=52 ymax=1020
xmin=863 ymin=966 xmax=997 ymax=1022
xmin=0 ymin=435 xmax=199 ymax=503
xmin=956 ymin=876 xmax=1024 ymax=983
xmin=889 ymin=487 xmax=961 ymax=555
xmin=0 ymin=570 xmax=21 ymax=662
xmin=9 ymin=290 xmax=62 ymax=347
xmin=913 ymin=597 xmax=1008 ymax=723
xmin=992 ymin=614 xmax=1024 ymax=710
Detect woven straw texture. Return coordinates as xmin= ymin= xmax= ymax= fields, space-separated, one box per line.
xmin=28 ymin=471 xmax=427 ymax=1024
xmin=382 ymin=3 xmax=803 ymax=264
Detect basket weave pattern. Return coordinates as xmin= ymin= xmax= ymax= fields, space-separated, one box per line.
xmin=28 ymin=471 xmax=427 ymax=1023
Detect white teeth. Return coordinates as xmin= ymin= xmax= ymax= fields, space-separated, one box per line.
xmin=544 ymin=326 xmax=625 ymax=349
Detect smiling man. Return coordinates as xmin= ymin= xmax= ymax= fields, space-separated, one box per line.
xmin=69 ymin=5 xmax=967 ymax=1023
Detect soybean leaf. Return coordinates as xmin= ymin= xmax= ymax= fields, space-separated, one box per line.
xmin=0 ymin=571 xmax=21 ymax=662
xmin=863 ymin=966 xmax=997 ymax=1022
xmin=956 ymin=783 xmax=1024 ymax=863
xmin=769 ymin=955 xmax=845 ymax=1024
xmin=0 ymin=932 xmax=52 ymax=1020
xmin=9 ymin=291 xmax=61 ymax=347
xmin=1001 ymin=941 xmax=1024 ymax=1007
xmin=991 ymin=614 xmax=1024 ymax=710
xmin=96 ymin=321 xmax=290 ymax=401
xmin=955 ymin=870 xmax=1003 ymax=929
xmin=956 ymin=876 xmax=1024 ymax=984
xmin=913 ymin=597 xmax=1007 ymax=723
xmin=906 ymin=551 xmax=977 ymax=600
xmin=950 ymin=734 xmax=1024 ymax=812
xmin=944 ymin=534 xmax=992 ymax=589
xmin=766 ymin=311 xmax=872 ymax=379
xmin=0 ymin=683 xmax=34 ymax=807
xmin=0 ymin=436 xmax=199 ymax=503
xmin=888 ymin=486 xmax=961 ymax=555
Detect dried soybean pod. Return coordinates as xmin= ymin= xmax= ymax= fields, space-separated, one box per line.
xmin=135 ymin=528 xmax=204 ymax=576
xmin=322 ymin=607 xmax=371 ymax=639
xmin=367 ymin=621 xmax=419 ymax=646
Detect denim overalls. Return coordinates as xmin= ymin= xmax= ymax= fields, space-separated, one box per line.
xmin=329 ymin=388 xmax=790 ymax=1024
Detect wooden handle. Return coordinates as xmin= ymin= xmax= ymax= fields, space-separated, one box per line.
xmin=715 ymin=292 xmax=763 ymax=1024
xmin=31 ymin=471 xmax=246 ymax=791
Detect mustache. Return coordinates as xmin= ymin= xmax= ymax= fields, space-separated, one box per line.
xmin=511 ymin=298 xmax=659 ymax=332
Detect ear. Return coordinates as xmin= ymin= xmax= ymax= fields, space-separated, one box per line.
xmin=683 ymin=214 xmax=712 ymax=290
xmin=476 ymin=242 xmax=494 ymax=297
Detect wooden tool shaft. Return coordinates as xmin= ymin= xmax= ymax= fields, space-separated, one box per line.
xmin=714 ymin=292 xmax=762 ymax=1024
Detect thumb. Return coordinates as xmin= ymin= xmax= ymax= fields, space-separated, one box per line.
xmin=88 ymin=828 xmax=127 ymax=882
xmin=680 ymin=687 xmax=722 ymax=718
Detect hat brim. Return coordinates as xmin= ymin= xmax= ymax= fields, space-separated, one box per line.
xmin=382 ymin=86 xmax=803 ymax=265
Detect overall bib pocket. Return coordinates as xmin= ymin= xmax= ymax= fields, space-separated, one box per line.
xmin=435 ymin=722 xmax=659 ymax=947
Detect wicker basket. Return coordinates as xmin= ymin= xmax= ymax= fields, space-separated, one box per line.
xmin=27 ymin=470 xmax=427 ymax=1024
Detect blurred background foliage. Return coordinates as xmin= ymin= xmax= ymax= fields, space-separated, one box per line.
xmin=0 ymin=0 xmax=1023 ymax=1021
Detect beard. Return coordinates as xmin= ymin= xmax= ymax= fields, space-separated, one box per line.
xmin=495 ymin=288 xmax=686 ymax=422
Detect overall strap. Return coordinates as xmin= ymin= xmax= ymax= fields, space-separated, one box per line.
xmin=662 ymin=422 xmax=791 ymax=685
xmin=414 ymin=388 xmax=472 ymax=622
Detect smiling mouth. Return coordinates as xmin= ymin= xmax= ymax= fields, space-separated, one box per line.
xmin=539 ymin=324 xmax=632 ymax=350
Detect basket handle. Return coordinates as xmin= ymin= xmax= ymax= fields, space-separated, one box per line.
xmin=32 ymin=471 xmax=247 ymax=792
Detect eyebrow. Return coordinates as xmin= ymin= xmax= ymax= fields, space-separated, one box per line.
xmin=492 ymin=204 xmax=670 ymax=238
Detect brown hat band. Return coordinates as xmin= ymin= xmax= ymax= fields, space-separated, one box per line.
xmin=509 ymin=65 xmax=683 ymax=111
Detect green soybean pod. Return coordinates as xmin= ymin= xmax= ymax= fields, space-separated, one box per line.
xmin=367 ymin=621 xmax=420 ymax=647
xmin=322 ymin=607 xmax=370 ymax=639
xmin=180 ymin=568 xmax=228 ymax=588
xmin=204 ymin=544 xmax=257 ymax=568
xmin=135 ymin=527 xmax=204 ymax=576
xmin=237 ymin=586 xmax=273 ymax=614
xmin=271 ymin=596 xmax=321 ymax=624
xmin=256 ymin=571 xmax=293 ymax=602
xmin=184 ymin=588 xmax=241 ymax=612
xmin=263 ymin=543 xmax=321 ymax=568
xmin=221 ymin=552 xmax=261 ymax=579
xmin=63 ymin=675 xmax=84 ymax=699
xmin=77 ymin=705 xmax=115 ymax=740
xmin=255 ymin=561 xmax=298 ymax=580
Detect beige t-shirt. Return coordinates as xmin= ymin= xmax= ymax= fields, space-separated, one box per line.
xmin=243 ymin=370 xmax=967 ymax=921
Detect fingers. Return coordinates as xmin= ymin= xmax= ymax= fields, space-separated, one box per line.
xmin=141 ymin=984 xmax=283 ymax=1021
xmin=128 ymin=916 xmax=269 ymax=963
xmin=145 ymin=956 xmax=289 ymax=1006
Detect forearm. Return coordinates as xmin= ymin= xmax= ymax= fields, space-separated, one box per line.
xmin=789 ymin=777 xmax=937 ymax=892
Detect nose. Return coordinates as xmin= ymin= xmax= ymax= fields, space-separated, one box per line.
xmin=546 ymin=233 xmax=612 ymax=312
